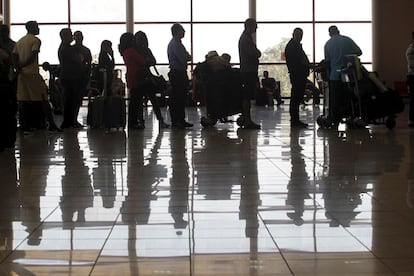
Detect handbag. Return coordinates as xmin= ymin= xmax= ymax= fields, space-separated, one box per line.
xmin=149 ymin=66 xmax=168 ymax=92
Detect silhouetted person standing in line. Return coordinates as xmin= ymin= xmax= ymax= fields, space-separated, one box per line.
xmin=324 ymin=25 xmax=362 ymax=126
xmin=285 ymin=27 xmax=310 ymax=128
xmin=119 ymin=32 xmax=146 ymax=129
xmin=135 ymin=31 xmax=169 ymax=128
xmin=13 ymin=21 xmax=61 ymax=132
xmin=98 ymin=39 xmax=115 ymax=94
xmin=73 ymin=30 xmax=91 ymax=128
xmin=0 ymin=24 xmax=17 ymax=150
xmin=238 ymin=18 xmax=261 ymax=129
xmin=167 ymin=23 xmax=193 ymax=129
xmin=58 ymin=28 xmax=83 ymax=129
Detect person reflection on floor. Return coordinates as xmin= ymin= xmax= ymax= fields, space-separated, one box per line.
xmin=88 ymin=130 xmax=126 ymax=209
xmin=18 ymin=134 xmax=61 ymax=245
xmin=286 ymin=128 xmax=311 ymax=226
xmin=60 ymin=132 xmax=93 ymax=229
xmin=121 ymin=130 xmax=167 ymax=225
xmin=237 ymin=128 xmax=261 ymax=260
xmin=0 ymin=150 xmax=20 ymax=269
xmin=169 ymin=130 xmax=190 ymax=231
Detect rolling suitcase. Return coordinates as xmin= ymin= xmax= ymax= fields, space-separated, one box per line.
xmin=103 ymin=95 xmax=126 ymax=129
xmin=87 ymin=68 xmax=126 ymax=130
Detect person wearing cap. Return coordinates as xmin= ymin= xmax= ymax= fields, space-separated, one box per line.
xmin=324 ymin=25 xmax=362 ymax=126
xmin=167 ymin=23 xmax=192 ymax=129
xmin=238 ymin=18 xmax=261 ymax=129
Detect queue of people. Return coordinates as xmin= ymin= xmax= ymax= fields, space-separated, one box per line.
xmin=0 ymin=18 xmax=368 ymax=151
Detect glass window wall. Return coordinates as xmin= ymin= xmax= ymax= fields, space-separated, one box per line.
xmin=71 ymin=0 xmax=126 ymax=22
xmin=257 ymin=0 xmax=313 ymax=22
xmin=7 ymin=0 xmax=372 ymax=95
xmin=134 ymin=0 xmax=191 ymax=22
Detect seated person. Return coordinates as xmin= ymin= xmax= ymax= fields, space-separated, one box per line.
xmin=304 ymin=79 xmax=321 ymax=106
xmin=261 ymin=70 xmax=283 ymax=106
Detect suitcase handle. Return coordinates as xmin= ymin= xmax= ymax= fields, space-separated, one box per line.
xmin=152 ymin=66 xmax=161 ymax=76
xmin=99 ymin=67 xmax=107 ymax=97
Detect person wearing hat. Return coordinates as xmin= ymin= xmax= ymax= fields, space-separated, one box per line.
xmin=238 ymin=18 xmax=261 ymax=129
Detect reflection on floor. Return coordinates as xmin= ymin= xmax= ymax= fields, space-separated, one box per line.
xmin=1 ymin=101 xmax=414 ymax=275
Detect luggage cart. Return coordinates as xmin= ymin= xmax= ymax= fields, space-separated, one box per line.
xmin=193 ymin=62 xmax=244 ymax=128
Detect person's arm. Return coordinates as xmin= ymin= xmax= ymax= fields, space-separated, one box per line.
xmin=86 ymin=48 xmax=93 ymax=75
xmin=243 ymin=35 xmax=261 ymax=60
xmin=18 ymin=50 xmax=38 ymax=69
xmin=146 ymin=48 xmax=157 ymax=66
xmin=350 ymin=37 xmax=362 ymax=56
xmin=353 ymin=43 xmax=362 ymax=56
xmin=178 ymin=43 xmax=191 ymax=62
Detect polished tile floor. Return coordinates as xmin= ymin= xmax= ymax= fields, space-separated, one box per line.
xmin=1 ymin=100 xmax=414 ymax=275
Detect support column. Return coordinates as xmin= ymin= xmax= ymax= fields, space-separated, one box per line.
xmin=249 ymin=0 xmax=256 ymax=42
xmin=372 ymin=0 xmax=414 ymax=87
xmin=249 ymin=0 xmax=256 ymax=19
xmin=1 ymin=0 xmax=10 ymax=26
xmin=126 ymin=0 xmax=133 ymax=33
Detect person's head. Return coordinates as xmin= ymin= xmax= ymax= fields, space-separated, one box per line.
xmin=328 ymin=25 xmax=340 ymax=37
xmin=171 ymin=23 xmax=185 ymax=39
xmin=244 ymin=18 xmax=257 ymax=34
xmin=100 ymin=39 xmax=112 ymax=53
xmin=263 ymin=70 xmax=269 ymax=78
xmin=134 ymin=31 xmax=148 ymax=48
xmin=0 ymin=24 xmax=10 ymax=40
xmin=59 ymin=28 xmax=73 ymax=44
xmin=118 ymin=32 xmax=135 ymax=56
xmin=292 ymin=28 xmax=303 ymax=42
xmin=25 ymin=21 xmax=39 ymax=35
xmin=73 ymin=31 xmax=84 ymax=45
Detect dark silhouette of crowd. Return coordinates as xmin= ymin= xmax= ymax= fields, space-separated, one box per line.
xmin=0 ymin=18 xmax=369 ymax=153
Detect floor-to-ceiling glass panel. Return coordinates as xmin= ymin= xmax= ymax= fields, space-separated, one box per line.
xmin=70 ymin=0 xmax=126 ymax=22
xmin=315 ymin=0 xmax=372 ymax=21
xmin=257 ymin=23 xmax=314 ymax=62
xmin=192 ymin=23 xmax=241 ymax=64
xmin=134 ymin=0 xmax=191 ymax=22
xmin=10 ymin=0 xmax=68 ymax=23
xmin=257 ymin=23 xmax=313 ymax=96
xmin=132 ymin=23 xmax=191 ymax=74
xmin=68 ymin=24 xmax=128 ymax=65
xmin=257 ymin=0 xmax=313 ymax=22
xmin=193 ymin=0 xmax=248 ymax=22
xmin=314 ymin=23 xmax=372 ymax=63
